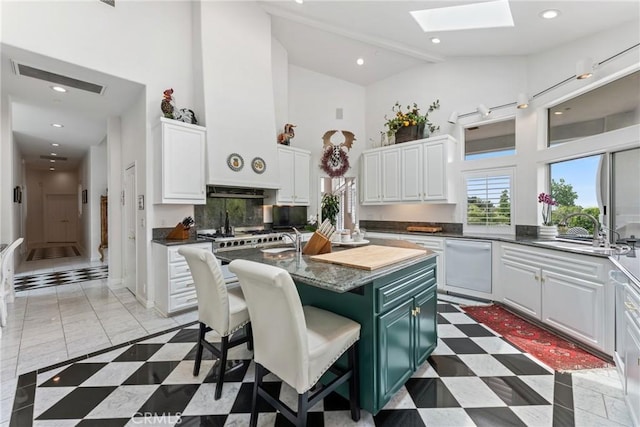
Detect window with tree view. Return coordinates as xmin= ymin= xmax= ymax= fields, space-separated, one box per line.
xmin=465 ymin=171 xmax=513 ymax=233
xmin=549 ymin=155 xmax=603 ymax=236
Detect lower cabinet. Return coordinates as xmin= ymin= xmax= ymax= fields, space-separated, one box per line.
xmin=498 ymin=243 xmax=613 ymax=355
xmin=623 ymin=282 xmax=640 ymax=426
xmin=377 ymin=278 xmax=437 ymax=405
xmin=293 ymin=256 xmax=437 ymax=415
xmin=152 ymin=241 xmax=211 ymax=316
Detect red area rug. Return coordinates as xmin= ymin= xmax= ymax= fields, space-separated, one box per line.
xmin=462 ymin=304 xmax=613 ymax=372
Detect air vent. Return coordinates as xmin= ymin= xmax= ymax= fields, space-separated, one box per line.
xmin=40 ymin=155 xmax=68 ymax=161
xmin=12 ymin=60 xmax=106 ymax=95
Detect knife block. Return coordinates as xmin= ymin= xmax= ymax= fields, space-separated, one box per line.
xmin=166 ymin=223 xmax=190 ymax=240
xmin=302 ymin=231 xmax=332 ymax=255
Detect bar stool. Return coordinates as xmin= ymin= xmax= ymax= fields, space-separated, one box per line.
xmin=178 ymin=247 xmax=252 ymax=400
xmin=229 ymin=259 xmax=361 ymax=427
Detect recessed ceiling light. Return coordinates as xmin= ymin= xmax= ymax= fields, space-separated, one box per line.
xmin=51 ymin=123 xmax=64 ymax=128
xmin=410 ymin=0 xmax=514 ymax=32
xmin=50 ymin=152 xmax=57 ymax=156
xmin=50 ymin=159 xmax=56 ymax=163
xmin=356 ymin=58 xmax=364 ymax=66
xmin=295 ymin=0 xmax=303 ymax=4
xmin=540 ymin=9 xmax=560 ymax=19
xmin=51 ymin=143 xmax=60 ymax=147
xmin=51 ymin=86 xmax=67 ymax=93
xmin=554 ymin=111 xmax=563 ymax=115
xmin=49 ymin=167 xmax=55 ymax=171
xmin=430 ymin=37 xmax=441 ymax=44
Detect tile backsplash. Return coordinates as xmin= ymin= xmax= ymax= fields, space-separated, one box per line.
xmin=194 ymin=197 xmax=263 ymax=231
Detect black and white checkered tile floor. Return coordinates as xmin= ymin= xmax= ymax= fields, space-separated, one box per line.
xmin=14 ymin=265 xmax=109 ymax=293
xmin=10 ymin=301 xmax=574 ymax=426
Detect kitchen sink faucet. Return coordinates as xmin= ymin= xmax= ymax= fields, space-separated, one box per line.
xmin=559 ymin=212 xmax=602 ymax=247
xmin=281 ymin=228 xmax=302 ymax=253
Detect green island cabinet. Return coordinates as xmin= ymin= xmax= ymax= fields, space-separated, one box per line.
xmin=294 ymin=257 xmax=438 ymax=414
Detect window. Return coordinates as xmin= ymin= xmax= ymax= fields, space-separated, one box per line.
xmin=465 ymin=118 xmax=516 ymax=160
xmin=464 ymin=169 xmax=514 ymax=234
xmin=549 ymin=155 xmax=603 ymax=235
xmin=548 ymin=71 xmax=639 ymax=146
xmin=612 ymin=147 xmax=640 ymax=240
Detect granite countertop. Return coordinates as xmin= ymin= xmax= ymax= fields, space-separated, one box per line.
xmin=151 ymin=237 xmax=212 ymax=246
xmin=216 ymin=238 xmax=437 ymax=293
xmin=365 ymin=228 xmax=640 ymax=288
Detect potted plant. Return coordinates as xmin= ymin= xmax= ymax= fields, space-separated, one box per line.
xmin=384 ymin=100 xmax=440 ymax=143
xmin=321 ymin=193 xmax=340 ymax=226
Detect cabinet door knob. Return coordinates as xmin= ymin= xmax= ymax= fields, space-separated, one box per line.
xmin=416 ymin=306 xmax=421 ymax=314
xmin=411 ymin=309 xmax=417 ymax=317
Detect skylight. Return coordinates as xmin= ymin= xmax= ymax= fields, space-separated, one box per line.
xmin=410 ymin=0 xmax=514 ymax=33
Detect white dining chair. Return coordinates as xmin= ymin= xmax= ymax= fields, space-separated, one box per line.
xmin=178 ymin=246 xmax=252 ymax=399
xmin=229 ymin=259 xmax=361 ymax=427
xmin=0 ymin=237 xmax=24 ymax=327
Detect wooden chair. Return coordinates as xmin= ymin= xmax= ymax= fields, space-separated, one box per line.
xmin=178 ymin=247 xmax=252 ymax=399
xmin=229 ymin=259 xmax=361 ymax=427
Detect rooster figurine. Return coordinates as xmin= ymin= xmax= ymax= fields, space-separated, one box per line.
xmin=277 ymin=123 xmax=296 ymax=145
xmin=161 ymin=88 xmax=175 ymax=119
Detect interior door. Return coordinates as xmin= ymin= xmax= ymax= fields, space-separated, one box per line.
xmin=124 ymin=165 xmax=137 ymax=294
xmin=45 ymin=194 xmax=78 ymax=243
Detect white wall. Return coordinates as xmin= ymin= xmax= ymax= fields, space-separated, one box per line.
xmin=89 ymin=140 xmax=107 ymax=261
xmin=1 ymin=0 xmax=196 ymax=302
xmin=199 ymin=1 xmax=280 ymax=189
xmin=287 ymin=65 xmax=366 ymax=220
xmin=360 ymin=22 xmax=639 ymax=228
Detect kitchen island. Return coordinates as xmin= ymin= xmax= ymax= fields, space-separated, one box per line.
xmin=217 ymin=238 xmax=438 ymax=415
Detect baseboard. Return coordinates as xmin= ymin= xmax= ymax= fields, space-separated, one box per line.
xmin=136 ymin=294 xmax=154 ymax=309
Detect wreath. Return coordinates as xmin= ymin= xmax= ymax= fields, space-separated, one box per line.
xmin=320 ymin=145 xmax=350 ymax=178
xmin=319 ymin=130 xmax=355 ymax=178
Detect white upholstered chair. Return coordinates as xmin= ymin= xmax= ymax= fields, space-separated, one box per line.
xmin=0 ymin=237 xmax=24 ymax=328
xmin=178 ymin=246 xmax=252 ymax=400
xmin=229 ymin=259 xmax=361 ymax=427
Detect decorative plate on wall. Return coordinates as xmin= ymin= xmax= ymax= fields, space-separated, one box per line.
xmin=227 ymin=153 xmax=244 ymax=172
xmin=251 ymin=157 xmax=266 ymax=174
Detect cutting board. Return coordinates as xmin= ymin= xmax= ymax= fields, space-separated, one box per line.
xmin=406 ymin=226 xmax=442 ymax=233
xmin=310 ymin=245 xmax=425 ymax=270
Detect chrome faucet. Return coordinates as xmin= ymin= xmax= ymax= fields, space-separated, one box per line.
xmin=281 ymin=227 xmax=302 ymax=253
xmin=559 ymin=213 xmax=601 ymax=247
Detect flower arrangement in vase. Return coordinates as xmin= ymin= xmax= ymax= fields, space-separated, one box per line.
xmin=384 ymin=100 xmax=440 ymax=143
xmin=538 ymin=192 xmax=559 ymax=238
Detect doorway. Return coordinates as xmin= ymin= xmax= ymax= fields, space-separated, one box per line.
xmin=124 ymin=164 xmax=137 ymax=295
xmin=44 ymin=194 xmax=78 ymax=243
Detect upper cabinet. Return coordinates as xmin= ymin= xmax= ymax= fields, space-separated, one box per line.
xmin=361 ymin=135 xmax=456 ymax=205
xmin=154 ymin=118 xmax=206 ymax=205
xmin=276 ymin=146 xmax=310 ymax=205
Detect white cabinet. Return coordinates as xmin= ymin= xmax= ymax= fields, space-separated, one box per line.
xmin=401 ymin=144 xmax=422 ymax=201
xmin=622 ymin=282 xmax=640 ymax=426
xmin=360 ymin=148 xmax=401 ymax=203
xmin=422 ymin=140 xmax=448 ymax=201
xmin=154 ymin=118 xmax=206 ymax=204
xmin=277 ymin=146 xmax=310 ymax=205
xmin=152 ymin=242 xmax=211 ymax=316
xmin=498 ymin=243 xmax=613 ymax=355
xmin=361 ymin=151 xmax=382 ymax=203
xmin=381 ymin=148 xmax=401 ymax=202
xmin=361 ymin=135 xmax=455 ymax=205
xmin=402 ymin=235 xmax=445 ymax=290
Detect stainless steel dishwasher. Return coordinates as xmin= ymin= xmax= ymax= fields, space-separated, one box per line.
xmin=444 ymin=239 xmax=492 ymax=294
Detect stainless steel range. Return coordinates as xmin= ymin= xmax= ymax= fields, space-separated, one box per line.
xmin=197 ymin=228 xmax=286 ymax=252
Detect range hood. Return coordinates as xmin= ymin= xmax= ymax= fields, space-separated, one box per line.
xmin=207 ymin=186 xmax=266 ymax=199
